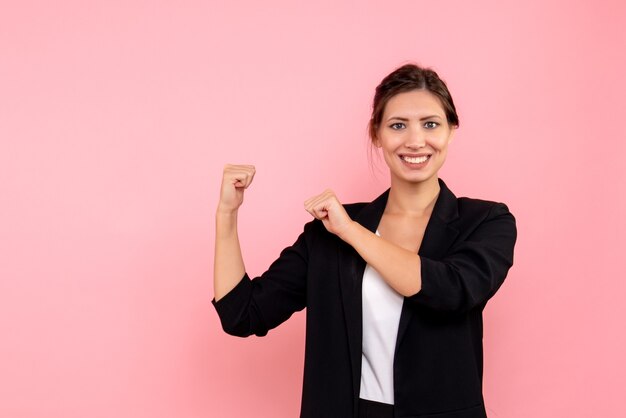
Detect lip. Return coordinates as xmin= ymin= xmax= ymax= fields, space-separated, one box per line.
xmin=398 ymin=153 xmax=431 ymax=168
xmin=399 ymin=153 xmax=431 ymax=158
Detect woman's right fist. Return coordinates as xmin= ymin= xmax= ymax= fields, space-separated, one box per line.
xmin=217 ymin=164 xmax=256 ymax=214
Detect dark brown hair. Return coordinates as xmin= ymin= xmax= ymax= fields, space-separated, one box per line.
xmin=368 ymin=63 xmax=459 ymax=143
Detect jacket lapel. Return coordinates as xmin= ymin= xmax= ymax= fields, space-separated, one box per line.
xmin=337 ymin=178 xmax=460 ymax=403
xmin=417 ymin=178 xmax=460 ymax=258
xmin=396 ymin=179 xmax=460 ymax=346
xmin=337 ymin=186 xmax=390 ymax=408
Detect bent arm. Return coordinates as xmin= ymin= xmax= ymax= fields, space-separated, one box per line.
xmin=339 ymin=223 xmax=422 ymax=297
xmin=212 ymin=218 xmax=312 ymax=337
xmin=303 ymin=188 xmax=423 ymax=297
xmin=339 ymin=203 xmax=517 ymax=313
xmin=214 ymin=163 xmax=255 ymax=302
xmin=212 ymin=163 xmax=310 ymax=336
xmin=213 ymin=209 xmax=246 ymax=302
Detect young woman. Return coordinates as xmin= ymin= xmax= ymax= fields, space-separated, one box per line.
xmin=213 ymin=64 xmax=517 ymax=418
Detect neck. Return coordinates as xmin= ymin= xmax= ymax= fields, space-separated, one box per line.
xmin=385 ymin=176 xmax=441 ymax=217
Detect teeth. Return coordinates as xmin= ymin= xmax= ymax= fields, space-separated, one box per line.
xmin=401 ymin=155 xmax=429 ymax=164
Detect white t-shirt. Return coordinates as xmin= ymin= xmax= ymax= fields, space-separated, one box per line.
xmin=359 ymin=230 xmax=404 ymax=404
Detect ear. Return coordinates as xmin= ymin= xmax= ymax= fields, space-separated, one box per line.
xmin=371 ymin=122 xmax=382 ymax=148
xmin=447 ymin=127 xmax=457 ymax=144
xmin=372 ymin=135 xmax=381 ymax=148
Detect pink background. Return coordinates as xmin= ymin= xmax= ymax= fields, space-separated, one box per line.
xmin=1 ymin=1 xmax=624 ymax=417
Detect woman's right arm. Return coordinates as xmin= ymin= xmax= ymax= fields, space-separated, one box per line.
xmin=213 ymin=164 xmax=256 ymax=302
xmin=212 ymin=164 xmax=310 ymax=337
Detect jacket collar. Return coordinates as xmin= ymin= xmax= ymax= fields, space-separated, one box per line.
xmin=353 ymin=177 xmax=459 ymax=236
xmin=337 ymin=177 xmax=460 ymax=407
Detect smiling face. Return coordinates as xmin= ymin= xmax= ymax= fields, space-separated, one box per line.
xmin=374 ymin=89 xmax=456 ymax=187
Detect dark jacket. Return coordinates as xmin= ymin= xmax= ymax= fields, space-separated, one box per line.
xmin=212 ymin=178 xmax=517 ymax=418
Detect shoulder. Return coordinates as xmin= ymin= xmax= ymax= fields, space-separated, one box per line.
xmin=436 ymin=178 xmax=514 ymax=223
xmin=453 ymin=197 xmax=516 ymax=239
xmin=457 ymin=197 xmax=514 ymax=219
xmin=452 ymin=196 xmax=517 ymax=245
xmin=440 ymin=181 xmax=516 ymax=240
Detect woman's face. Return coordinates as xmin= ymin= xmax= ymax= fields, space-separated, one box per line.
xmin=374 ymin=89 xmax=455 ymax=186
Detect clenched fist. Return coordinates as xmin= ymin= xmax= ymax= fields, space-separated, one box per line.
xmin=304 ymin=189 xmax=354 ymax=238
xmin=217 ymin=164 xmax=256 ymax=214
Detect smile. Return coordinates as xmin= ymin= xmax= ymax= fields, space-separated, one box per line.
xmin=400 ymin=155 xmax=431 ymax=164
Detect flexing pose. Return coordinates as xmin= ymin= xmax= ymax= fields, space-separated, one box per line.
xmin=213 ymin=63 xmax=517 ymax=418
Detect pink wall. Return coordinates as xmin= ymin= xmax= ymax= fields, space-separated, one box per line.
xmin=1 ymin=1 xmax=624 ymax=417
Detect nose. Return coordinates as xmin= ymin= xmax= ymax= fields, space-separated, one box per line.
xmin=406 ymin=126 xmax=426 ymax=149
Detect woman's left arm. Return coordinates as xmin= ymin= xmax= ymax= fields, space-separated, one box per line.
xmin=304 ymin=189 xmax=425 ymax=297
xmin=304 ymin=190 xmax=517 ymax=313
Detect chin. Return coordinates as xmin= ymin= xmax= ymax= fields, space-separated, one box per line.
xmin=392 ymin=172 xmax=436 ymax=185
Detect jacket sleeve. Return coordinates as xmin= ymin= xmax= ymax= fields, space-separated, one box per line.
xmin=409 ymin=202 xmax=517 ymax=314
xmin=211 ymin=220 xmax=314 ymax=337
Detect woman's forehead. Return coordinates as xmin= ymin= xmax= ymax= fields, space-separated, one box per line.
xmin=383 ymin=90 xmax=446 ymax=117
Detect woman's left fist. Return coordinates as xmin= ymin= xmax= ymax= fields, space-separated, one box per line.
xmin=304 ymin=189 xmax=354 ymax=238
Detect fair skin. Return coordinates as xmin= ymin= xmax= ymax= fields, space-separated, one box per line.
xmin=214 ymin=89 xmax=455 ymax=301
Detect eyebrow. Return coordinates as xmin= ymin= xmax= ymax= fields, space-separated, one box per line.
xmin=386 ymin=114 xmax=443 ymax=122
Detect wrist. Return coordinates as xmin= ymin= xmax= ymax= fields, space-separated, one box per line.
xmin=215 ymin=209 xmax=239 ymax=237
xmin=337 ymin=220 xmax=359 ymax=243
xmin=216 ymin=207 xmax=239 ymax=231
xmin=216 ymin=205 xmax=239 ymax=217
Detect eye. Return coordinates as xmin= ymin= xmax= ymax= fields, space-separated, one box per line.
xmin=389 ymin=122 xmax=406 ymax=130
xmin=424 ymin=121 xmax=439 ymax=129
